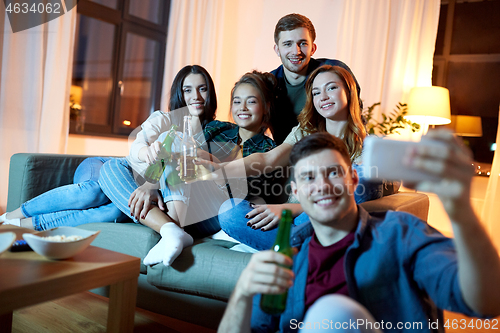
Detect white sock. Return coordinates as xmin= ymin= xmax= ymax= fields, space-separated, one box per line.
xmin=143 ymin=223 xmax=193 ymax=266
xmin=0 ymin=213 xmax=21 ymax=227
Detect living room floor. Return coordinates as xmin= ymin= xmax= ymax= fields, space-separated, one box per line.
xmin=12 ymin=291 xmax=500 ymax=332
xmin=12 ymin=291 xmax=216 ymax=333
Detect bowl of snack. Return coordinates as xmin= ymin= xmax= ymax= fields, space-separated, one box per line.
xmin=23 ymin=227 xmax=100 ymax=259
xmin=0 ymin=231 xmax=16 ymax=255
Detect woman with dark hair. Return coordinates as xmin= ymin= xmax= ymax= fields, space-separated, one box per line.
xmin=169 ymin=64 xmax=218 ymax=123
xmin=97 ymin=65 xmax=218 ymax=264
xmin=98 ymin=68 xmax=279 ymax=266
xmin=207 ymin=65 xmax=384 ymax=251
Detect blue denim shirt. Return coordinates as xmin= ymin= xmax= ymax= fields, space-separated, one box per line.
xmin=250 ymin=207 xmax=481 ymax=333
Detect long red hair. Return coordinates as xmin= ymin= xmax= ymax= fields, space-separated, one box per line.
xmin=298 ymin=65 xmax=366 ymax=160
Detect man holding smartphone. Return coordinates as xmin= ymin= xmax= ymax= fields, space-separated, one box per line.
xmin=219 ymin=130 xmax=500 ymax=333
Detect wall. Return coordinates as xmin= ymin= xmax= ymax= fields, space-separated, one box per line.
xmin=425 ymin=176 xmax=489 ymax=238
xmin=66 ymin=134 xmax=129 ymax=156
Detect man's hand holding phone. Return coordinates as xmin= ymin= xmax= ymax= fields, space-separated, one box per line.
xmin=363 ymin=129 xmax=474 ymax=220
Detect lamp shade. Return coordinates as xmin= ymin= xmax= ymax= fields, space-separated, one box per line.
xmin=406 ymin=87 xmax=451 ymax=125
xmin=70 ymin=85 xmax=83 ymax=104
xmin=449 ymin=115 xmax=483 ymax=137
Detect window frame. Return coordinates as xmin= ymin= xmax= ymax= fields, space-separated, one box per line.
xmin=70 ymin=0 xmax=170 ymax=137
xmin=433 ymin=0 xmax=500 ymax=164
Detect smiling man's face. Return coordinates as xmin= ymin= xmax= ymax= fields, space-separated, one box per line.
xmin=274 ymin=27 xmax=317 ymax=77
xmin=291 ymin=149 xmax=358 ymax=226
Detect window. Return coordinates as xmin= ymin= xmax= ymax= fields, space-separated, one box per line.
xmin=70 ymin=0 xmax=170 ymax=136
xmin=433 ymin=0 xmax=500 ymax=163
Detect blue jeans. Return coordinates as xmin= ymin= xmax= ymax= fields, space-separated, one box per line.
xmin=218 ymin=166 xmax=384 ymax=250
xmin=21 ymin=157 xmax=127 ymax=231
xmin=99 ymin=158 xmax=141 ymax=223
xmin=352 ymin=164 xmax=384 ymax=204
xmin=218 ymin=198 xmax=312 ymax=250
xmin=301 ymin=295 xmax=381 ymax=332
xmin=99 ymin=157 xmax=220 ymax=238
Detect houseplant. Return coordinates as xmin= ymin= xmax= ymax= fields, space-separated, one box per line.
xmin=362 ymin=102 xmax=420 ymax=135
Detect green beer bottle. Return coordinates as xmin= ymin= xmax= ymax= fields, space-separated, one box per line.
xmin=260 ymin=209 xmax=293 ymax=315
xmin=144 ymin=125 xmax=178 ymax=183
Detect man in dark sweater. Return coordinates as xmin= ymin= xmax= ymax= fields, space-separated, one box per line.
xmin=269 ymin=14 xmax=361 ymax=144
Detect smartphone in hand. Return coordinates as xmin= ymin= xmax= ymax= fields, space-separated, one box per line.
xmin=362 ymin=136 xmax=447 ymax=183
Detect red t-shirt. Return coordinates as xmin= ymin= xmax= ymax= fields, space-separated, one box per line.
xmin=304 ymin=231 xmax=355 ymax=310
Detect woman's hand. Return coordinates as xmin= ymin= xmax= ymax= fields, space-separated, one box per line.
xmin=128 ymin=183 xmax=165 ymax=220
xmin=196 ymin=149 xmax=221 ymax=164
xmin=194 ymin=156 xmax=222 ymax=172
xmin=174 ymin=152 xmax=225 ymax=183
xmin=140 ymin=141 xmax=170 ymax=165
xmin=246 ymin=204 xmax=284 ymax=231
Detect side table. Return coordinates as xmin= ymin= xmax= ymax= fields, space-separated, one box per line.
xmin=0 ymin=242 xmax=140 ymax=333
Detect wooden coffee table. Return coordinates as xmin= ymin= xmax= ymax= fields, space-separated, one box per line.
xmin=0 ymin=243 xmax=140 ymax=333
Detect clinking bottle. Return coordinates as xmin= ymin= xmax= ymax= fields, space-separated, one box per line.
xmin=260 ymin=209 xmax=293 ymax=315
xmin=144 ymin=125 xmax=178 ymax=183
xmin=179 ymin=115 xmax=198 ymax=182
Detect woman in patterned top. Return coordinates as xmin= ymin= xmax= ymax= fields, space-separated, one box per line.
xmin=200 ymin=65 xmax=385 ymax=251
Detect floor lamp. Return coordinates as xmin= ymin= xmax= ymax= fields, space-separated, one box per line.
xmin=405 ymin=87 xmax=452 ymax=136
xmin=451 ymin=115 xmax=483 ymax=138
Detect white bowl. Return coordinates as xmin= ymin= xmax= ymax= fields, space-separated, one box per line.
xmin=0 ymin=231 xmax=16 ymax=254
xmin=23 ymin=227 xmax=100 ymax=259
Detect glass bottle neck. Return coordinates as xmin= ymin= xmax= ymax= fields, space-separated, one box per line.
xmin=183 ymin=116 xmax=193 ymax=138
xmin=274 ymin=215 xmax=292 ymax=249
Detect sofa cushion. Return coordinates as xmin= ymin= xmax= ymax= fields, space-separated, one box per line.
xmin=7 ymin=153 xmax=90 ymax=211
xmin=360 ymin=191 xmax=429 ymax=222
xmin=78 ymin=222 xmax=160 ymax=274
xmin=147 ymin=238 xmax=252 ymax=301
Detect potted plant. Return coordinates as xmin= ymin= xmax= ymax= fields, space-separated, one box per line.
xmin=362 ymin=102 xmax=420 ymax=135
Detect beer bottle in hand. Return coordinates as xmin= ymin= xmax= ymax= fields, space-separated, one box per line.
xmin=180 ymin=116 xmax=198 ymax=182
xmin=144 ymin=125 xmax=178 ymax=183
xmin=260 ymin=209 xmax=293 ymax=315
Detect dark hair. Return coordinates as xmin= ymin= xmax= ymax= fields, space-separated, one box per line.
xmin=289 ymin=132 xmax=352 ymax=169
xmin=230 ymin=70 xmax=277 ymax=132
xmin=298 ymin=65 xmax=366 ymax=161
xmin=169 ymin=65 xmax=217 ymax=125
xmin=274 ymin=13 xmax=316 ymax=44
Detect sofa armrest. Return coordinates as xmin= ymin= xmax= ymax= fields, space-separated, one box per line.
xmin=359 ymin=191 xmax=430 ymax=222
xmin=7 ymin=153 xmax=93 ymax=211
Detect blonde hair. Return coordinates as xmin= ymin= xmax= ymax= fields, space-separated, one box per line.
xmin=298 ymin=65 xmax=366 ymax=161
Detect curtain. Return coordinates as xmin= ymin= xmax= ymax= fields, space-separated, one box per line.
xmin=481 ymin=109 xmax=500 ymax=251
xmin=0 ymin=7 xmax=77 ymax=213
xmin=161 ymin=0 xmax=440 ymax=124
xmin=336 ymin=0 xmax=440 ymax=114
xmin=160 ymin=0 xmax=226 ymax=113
xmin=0 ymin=0 xmax=440 ymax=212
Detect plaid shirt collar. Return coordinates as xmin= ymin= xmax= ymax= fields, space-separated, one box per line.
xmin=200 ymin=120 xmax=275 ymax=160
